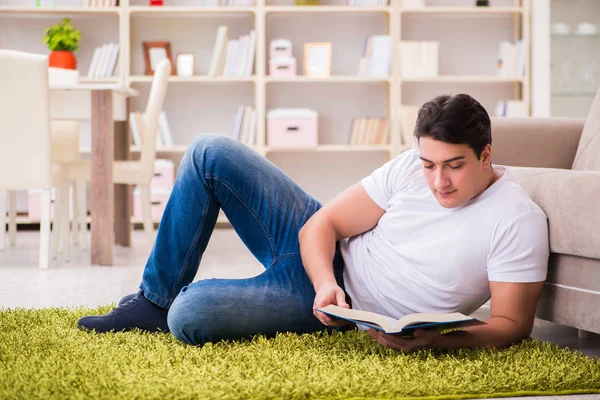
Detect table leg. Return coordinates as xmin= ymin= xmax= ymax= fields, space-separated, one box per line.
xmin=90 ymin=90 xmax=114 ymax=266
xmin=114 ymin=121 xmax=131 ymax=247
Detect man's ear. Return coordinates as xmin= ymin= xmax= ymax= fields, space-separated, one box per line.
xmin=481 ymin=144 xmax=492 ymax=167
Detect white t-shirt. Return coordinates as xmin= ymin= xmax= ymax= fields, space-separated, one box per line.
xmin=340 ymin=149 xmax=549 ymax=323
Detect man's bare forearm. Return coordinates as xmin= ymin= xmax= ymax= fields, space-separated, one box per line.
xmin=299 ymin=216 xmax=339 ymax=291
xmin=431 ymin=317 xmax=532 ymax=349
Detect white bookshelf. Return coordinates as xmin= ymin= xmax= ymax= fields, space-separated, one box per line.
xmin=1 ymin=0 xmax=531 ymax=224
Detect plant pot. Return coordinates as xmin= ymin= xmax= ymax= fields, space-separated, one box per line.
xmin=49 ymin=50 xmax=77 ymax=70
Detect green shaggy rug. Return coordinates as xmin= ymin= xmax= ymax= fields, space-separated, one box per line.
xmin=1 ymin=306 xmax=599 ymax=400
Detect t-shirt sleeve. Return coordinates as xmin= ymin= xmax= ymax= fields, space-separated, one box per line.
xmin=487 ymin=211 xmax=549 ymax=282
xmin=360 ymin=149 xmax=420 ymax=210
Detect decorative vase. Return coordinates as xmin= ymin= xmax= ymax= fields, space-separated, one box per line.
xmin=48 ymin=50 xmax=77 ymax=70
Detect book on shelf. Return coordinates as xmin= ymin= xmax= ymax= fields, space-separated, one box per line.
xmin=209 ymin=27 xmax=256 ymax=77
xmin=317 ymin=304 xmax=483 ymax=337
xmin=398 ymin=41 xmax=439 ymax=78
xmin=231 ymin=105 xmax=256 ymax=146
xmin=86 ymin=43 xmax=119 ymax=78
xmin=357 ymin=35 xmax=392 ymax=78
xmin=83 ymin=0 xmax=119 ymax=7
xmin=129 ymin=110 xmax=175 ymax=148
xmin=497 ymin=40 xmax=525 ymax=78
xmin=348 ymin=117 xmax=390 ymax=145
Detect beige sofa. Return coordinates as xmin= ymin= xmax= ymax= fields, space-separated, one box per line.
xmin=490 ymin=90 xmax=600 ymax=335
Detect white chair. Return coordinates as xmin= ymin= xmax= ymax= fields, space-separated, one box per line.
xmin=63 ymin=58 xmax=171 ymax=244
xmin=0 ymin=49 xmax=70 ymax=269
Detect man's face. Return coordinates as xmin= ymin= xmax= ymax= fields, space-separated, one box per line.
xmin=418 ymin=137 xmax=493 ymax=209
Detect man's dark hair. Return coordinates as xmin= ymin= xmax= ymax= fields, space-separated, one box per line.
xmin=414 ymin=94 xmax=491 ymax=159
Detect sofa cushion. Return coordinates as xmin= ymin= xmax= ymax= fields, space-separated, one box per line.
xmin=572 ymin=88 xmax=600 ymax=171
xmin=508 ymin=166 xmax=600 ymax=260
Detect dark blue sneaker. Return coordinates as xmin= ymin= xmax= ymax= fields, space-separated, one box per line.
xmin=78 ymin=290 xmax=170 ymax=333
xmin=117 ymin=292 xmax=137 ymax=307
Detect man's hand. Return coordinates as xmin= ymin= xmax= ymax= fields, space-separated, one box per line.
xmin=368 ymin=328 xmax=441 ymax=352
xmin=313 ymin=282 xmax=350 ymax=326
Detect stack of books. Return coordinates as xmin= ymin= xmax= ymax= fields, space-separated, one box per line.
xmin=129 ymin=111 xmax=175 ymax=149
xmin=208 ymin=26 xmax=256 ymax=77
xmin=398 ymin=41 xmax=439 ymax=78
xmin=86 ymin=43 xmax=119 ymax=78
xmin=231 ymin=105 xmax=256 ymax=146
xmin=348 ymin=117 xmax=390 ymax=145
xmin=357 ymin=35 xmax=392 ymax=78
xmin=497 ymin=40 xmax=525 ymax=77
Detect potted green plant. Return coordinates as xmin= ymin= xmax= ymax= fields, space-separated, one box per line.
xmin=42 ymin=18 xmax=81 ymax=70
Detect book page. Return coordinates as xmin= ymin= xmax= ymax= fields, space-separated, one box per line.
xmin=395 ymin=312 xmax=472 ymax=331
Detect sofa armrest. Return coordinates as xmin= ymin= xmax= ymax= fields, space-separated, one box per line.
xmin=508 ymin=166 xmax=600 ymax=259
xmin=491 ymin=117 xmax=584 ymax=169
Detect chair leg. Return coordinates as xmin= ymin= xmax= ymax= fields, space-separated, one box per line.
xmin=60 ymin=183 xmax=70 ymax=262
xmin=39 ymin=189 xmax=51 ymax=270
xmin=71 ymin=181 xmax=79 ymax=247
xmin=77 ymin=180 xmax=88 ymax=251
xmin=52 ymin=187 xmax=62 ymax=259
xmin=0 ymin=190 xmax=6 ymax=252
xmin=8 ymin=191 xmax=16 ymax=247
xmin=139 ymin=185 xmax=155 ymax=243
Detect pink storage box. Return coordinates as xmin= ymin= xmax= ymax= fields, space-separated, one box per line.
xmin=269 ymin=57 xmax=297 ymax=77
xmin=133 ymin=188 xmax=171 ymax=221
xmin=152 ymin=159 xmax=175 ymax=190
xmin=28 ymin=189 xmax=75 ymax=220
xmin=267 ymin=108 xmax=318 ymax=149
xmin=269 ymin=39 xmax=292 ymax=59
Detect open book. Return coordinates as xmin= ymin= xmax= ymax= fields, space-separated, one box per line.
xmin=317 ymin=305 xmax=483 ymax=336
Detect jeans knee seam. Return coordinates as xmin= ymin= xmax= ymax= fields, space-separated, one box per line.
xmin=205 ymin=173 xmax=277 ymax=258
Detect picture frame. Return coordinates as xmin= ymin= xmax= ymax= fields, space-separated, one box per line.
xmin=176 ymin=52 xmax=195 ymax=77
xmin=303 ymin=42 xmax=332 ymax=77
xmin=142 ymin=41 xmax=174 ymax=76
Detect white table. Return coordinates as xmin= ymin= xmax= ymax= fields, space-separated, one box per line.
xmin=50 ymin=84 xmax=138 ymax=266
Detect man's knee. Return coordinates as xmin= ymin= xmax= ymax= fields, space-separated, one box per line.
xmin=167 ymin=285 xmax=228 ymax=346
xmin=188 ymin=134 xmax=233 ymax=161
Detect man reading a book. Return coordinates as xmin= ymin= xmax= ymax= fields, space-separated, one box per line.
xmin=79 ymin=93 xmax=549 ymax=352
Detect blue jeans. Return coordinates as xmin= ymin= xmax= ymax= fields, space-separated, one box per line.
xmin=140 ymin=134 xmax=347 ymax=345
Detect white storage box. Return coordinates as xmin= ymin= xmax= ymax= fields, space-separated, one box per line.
xmin=270 ymin=39 xmax=293 ymax=59
xmin=267 ymin=108 xmax=318 ymax=149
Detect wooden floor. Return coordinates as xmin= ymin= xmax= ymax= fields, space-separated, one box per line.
xmin=1 ymin=229 xmax=599 ymax=400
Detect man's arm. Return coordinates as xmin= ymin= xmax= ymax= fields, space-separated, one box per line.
xmin=299 ymin=182 xmax=385 ymax=325
xmin=369 ymin=281 xmax=545 ymax=350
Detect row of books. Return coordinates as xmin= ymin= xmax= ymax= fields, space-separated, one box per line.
xmin=129 ymin=111 xmax=175 ymax=148
xmin=357 ymin=35 xmax=392 ymax=78
xmin=209 ymin=27 xmax=256 ymax=77
xmin=86 ymin=43 xmax=119 ymax=78
xmin=231 ymin=105 xmax=257 ymax=146
xmin=497 ymin=40 xmax=525 ymax=77
xmin=398 ymin=41 xmax=439 ymax=78
xmin=348 ymin=117 xmax=390 ymax=145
